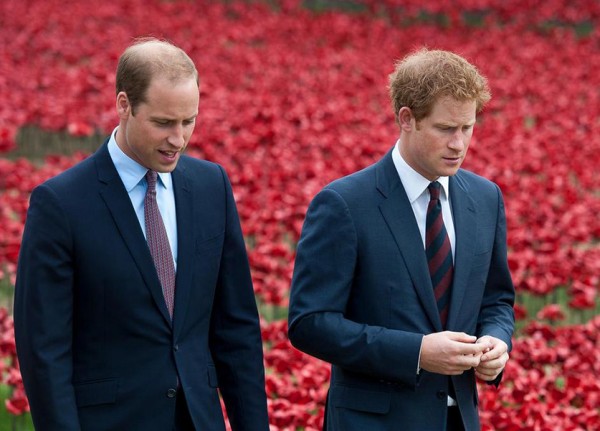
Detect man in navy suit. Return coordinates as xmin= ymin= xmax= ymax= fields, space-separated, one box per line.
xmin=14 ymin=38 xmax=269 ymax=430
xmin=288 ymin=49 xmax=515 ymax=430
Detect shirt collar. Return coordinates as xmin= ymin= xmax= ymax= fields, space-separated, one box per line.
xmin=391 ymin=139 xmax=450 ymax=203
xmin=107 ymin=127 xmax=172 ymax=192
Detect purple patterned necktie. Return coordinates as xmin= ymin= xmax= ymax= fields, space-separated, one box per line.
xmin=426 ymin=181 xmax=453 ymax=328
xmin=145 ymin=170 xmax=176 ymax=319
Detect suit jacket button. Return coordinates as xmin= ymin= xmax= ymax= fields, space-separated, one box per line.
xmin=437 ymin=390 xmax=447 ymax=399
xmin=167 ymin=388 xmax=177 ymax=398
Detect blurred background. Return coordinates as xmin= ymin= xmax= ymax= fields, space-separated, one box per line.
xmin=0 ymin=0 xmax=599 ymax=429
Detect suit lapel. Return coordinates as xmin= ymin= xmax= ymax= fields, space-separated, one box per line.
xmin=95 ymin=143 xmax=172 ymax=327
xmin=376 ymin=152 xmax=442 ymax=331
xmin=171 ymin=164 xmax=193 ymax=338
xmin=446 ymin=174 xmax=477 ymax=330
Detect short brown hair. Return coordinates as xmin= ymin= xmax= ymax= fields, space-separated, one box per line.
xmin=389 ymin=48 xmax=491 ymax=123
xmin=116 ymin=38 xmax=199 ymax=114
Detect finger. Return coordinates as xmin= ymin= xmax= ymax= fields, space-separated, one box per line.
xmin=475 ymin=371 xmax=496 ymax=380
xmin=477 ymin=357 xmax=507 ymax=375
xmin=475 ymin=361 xmax=503 ymax=374
xmin=448 ymin=332 xmax=478 ymax=343
xmin=481 ymin=345 xmax=508 ymax=362
xmin=480 ymin=350 xmax=500 ymax=362
xmin=486 ymin=353 xmax=509 ymax=369
xmin=480 ymin=355 xmax=504 ymax=366
xmin=475 ymin=337 xmax=493 ymax=353
xmin=455 ymin=341 xmax=491 ymax=356
xmin=476 ymin=360 xmax=501 ymax=372
xmin=475 ymin=369 xmax=498 ymax=381
xmin=454 ymin=353 xmax=483 ymax=370
xmin=476 ymin=366 xmax=501 ymax=378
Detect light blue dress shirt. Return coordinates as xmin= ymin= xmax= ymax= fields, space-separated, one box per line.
xmin=107 ymin=128 xmax=178 ymax=269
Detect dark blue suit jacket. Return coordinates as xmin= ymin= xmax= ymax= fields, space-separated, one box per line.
xmin=14 ymin=143 xmax=269 ymax=430
xmin=288 ymin=150 xmax=515 ymax=430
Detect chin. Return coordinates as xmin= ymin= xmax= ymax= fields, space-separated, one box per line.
xmin=446 ymin=165 xmax=463 ymax=175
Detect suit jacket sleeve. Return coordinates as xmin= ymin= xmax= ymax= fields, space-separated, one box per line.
xmin=288 ymin=188 xmax=423 ymax=388
xmin=208 ymin=166 xmax=269 ymax=430
xmin=477 ymin=185 xmax=514 ymax=347
xmin=477 ymin=185 xmax=515 ymax=385
xmin=14 ymin=184 xmax=81 ymax=430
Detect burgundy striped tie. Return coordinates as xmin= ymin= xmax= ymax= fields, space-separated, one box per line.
xmin=426 ymin=181 xmax=453 ymax=327
xmin=145 ymin=170 xmax=176 ymax=319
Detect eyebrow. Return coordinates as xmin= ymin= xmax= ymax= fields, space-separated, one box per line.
xmin=436 ymin=121 xmax=476 ymax=128
xmin=150 ymin=114 xmax=198 ymax=122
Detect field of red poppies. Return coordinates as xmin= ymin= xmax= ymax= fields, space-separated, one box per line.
xmin=1 ymin=0 xmax=599 ymax=429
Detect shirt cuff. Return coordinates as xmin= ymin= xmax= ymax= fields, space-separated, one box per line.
xmin=417 ymin=335 xmax=424 ymax=374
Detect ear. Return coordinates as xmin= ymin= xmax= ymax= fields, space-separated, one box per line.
xmin=398 ymin=107 xmax=415 ymax=132
xmin=116 ymin=92 xmax=131 ymax=119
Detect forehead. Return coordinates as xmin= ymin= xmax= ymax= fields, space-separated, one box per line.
xmin=142 ymin=75 xmax=199 ymax=115
xmin=145 ymin=74 xmax=198 ymax=97
xmin=427 ymin=96 xmax=476 ymax=123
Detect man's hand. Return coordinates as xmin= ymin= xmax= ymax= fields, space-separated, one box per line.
xmin=474 ymin=336 xmax=509 ymax=382
xmin=420 ymin=331 xmax=492 ymax=375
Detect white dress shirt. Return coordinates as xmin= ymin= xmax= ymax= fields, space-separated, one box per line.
xmin=392 ymin=139 xmax=457 ymax=406
xmin=107 ymin=127 xmax=178 ymax=269
xmin=391 ymin=140 xmax=455 ymax=258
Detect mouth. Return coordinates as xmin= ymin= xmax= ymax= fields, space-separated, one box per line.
xmin=159 ymin=150 xmax=178 ymax=159
xmin=443 ymin=155 xmax=463 ymax=166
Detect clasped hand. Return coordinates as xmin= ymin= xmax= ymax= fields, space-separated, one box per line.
xmin=420 ymin=332 xmax=508 ymax=381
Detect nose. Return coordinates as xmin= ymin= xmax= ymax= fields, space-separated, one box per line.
xmin=448 ymin=131 xmax=465 ymax=151
xmin=167 ymin=124 xmax=185 ymax=148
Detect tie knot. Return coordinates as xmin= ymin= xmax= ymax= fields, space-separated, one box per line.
xmin=428 ymin=181 xmax=441 ymax=200
xmin=146 ymin=170 xmax=158 ymax=193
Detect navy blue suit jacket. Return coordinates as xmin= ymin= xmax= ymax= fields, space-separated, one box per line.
xmin=288 ymin=150 xmax=515 ymax=430
xmin=14 ymin=143 xmax=269 ymax=430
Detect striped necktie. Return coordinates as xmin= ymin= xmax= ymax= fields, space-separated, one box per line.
xmin=425 ymin=181 xmax=453 ymax=327
xmin=145 ymin=170 xmax=176 ymax=319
